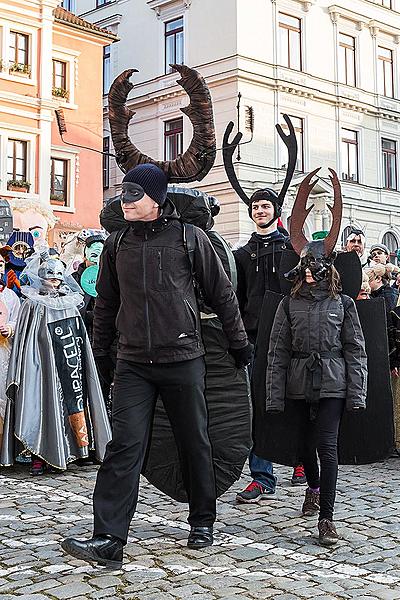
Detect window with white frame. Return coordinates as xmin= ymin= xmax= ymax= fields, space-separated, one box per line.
xmin=164 ymin=118 xmax=183 ymax=160
xmin=61 ymin=0 xmax=76 ymax=11
xmin=338 ymin=33 xmax=356 ymax=87
xmin=341 ymin=128 xmax=359 ymax=182
xmin=103 ymin=45 xmax=111 ymax=95
xmin=378 ymin=46 xmax=394 ymax=97
xmin=382 ymin=231 xmax=398 ymax=264
xmin=278 ymin=13 xmax=302 ymax=71
xmin=52 ymin=59 xmax=68 ymax=100
xmin=7 ymin=139 xmax=28 ymax=183
xmin=165 ymin=17 xmax=184 ymax=74
xmin=50 ymin=158 xmax=68 ymax=206
xmin=382 ymin=138 xmax=397 ymax=190
xmin=9 ymin=31 xmax=30 ymax=76
xmin=380 ymin=0 xmax=392 ymax=8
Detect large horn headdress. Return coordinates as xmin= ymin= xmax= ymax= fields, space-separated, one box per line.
xmin=222 ymin=113 xmax=298 ymax=208
xmin=285 ymin=168 xmax=343 ymax=282
xmin=108 ymin=64 xmax=216 ymax=182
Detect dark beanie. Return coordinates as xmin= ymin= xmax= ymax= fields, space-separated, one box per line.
xmin=248 ymin=188 xmax=279 ymax=218
xmin=122 ymin=164 xmax=168 ymax=206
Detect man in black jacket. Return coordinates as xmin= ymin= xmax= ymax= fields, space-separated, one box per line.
xmin=234 ymin=189 xmax=305 ymax=504
xmin=61 ymin=164 xmax=251 ymax=569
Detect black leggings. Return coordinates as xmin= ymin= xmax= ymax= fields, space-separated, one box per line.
xmin=302 ymin=397 xmax=345 ymax=522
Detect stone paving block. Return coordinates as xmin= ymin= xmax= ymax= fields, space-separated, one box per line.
xmin=49 ymin=582 xmax=95 ymax=599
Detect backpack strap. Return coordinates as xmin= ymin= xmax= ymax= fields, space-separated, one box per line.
xmin=182 ymin=222 xmax=196 ymax=277
xmin=109 ymin=227 xmax=129 ymax=262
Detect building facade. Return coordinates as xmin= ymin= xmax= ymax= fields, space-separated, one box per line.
xmin=0 ymin=0 xmax=116 ymax=247
xmin=77 ymin=0 xmax=400 ymax=254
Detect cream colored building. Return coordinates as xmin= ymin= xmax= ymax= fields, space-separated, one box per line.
xmin=76 ymin=0 xmax=400 ymax=255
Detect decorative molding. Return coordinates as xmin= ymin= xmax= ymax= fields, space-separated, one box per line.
xmin=147 ymin=0 xmax=192 ymax=18
xmin=328 ymin=5 xmax=369 ymax=30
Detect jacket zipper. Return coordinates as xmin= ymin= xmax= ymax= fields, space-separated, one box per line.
xmin=185 ymin=298 xmax=200 ymax=348
xmin=143 ymin=232 xmax=152 ymax=362
xmin=158 ymin=251 xmax=162 ymax=285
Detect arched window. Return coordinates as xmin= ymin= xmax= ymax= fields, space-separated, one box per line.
xmin=382 ymin=231 xmax=399 ymax=264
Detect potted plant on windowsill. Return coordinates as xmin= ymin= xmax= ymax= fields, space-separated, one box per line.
xmin=52 ymin=87 xmax=69 ymax=100
xmin=9 ymin=62 xmax=31 ymax=77
xmin=7 ymin=179 xmax=30 ymax=192
xmin=50 ymin=193 xmax=65 ymax=206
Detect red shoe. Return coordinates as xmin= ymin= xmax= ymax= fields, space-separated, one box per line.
xmin=30 ymin=458 xmax=46 ymax=476
xmin=291 ymin=464 xmax=307 ymax=486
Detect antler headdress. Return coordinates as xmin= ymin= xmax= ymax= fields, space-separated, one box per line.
xmin=108 ymin=64 xmax=216 ymax=182
xmin=222 ymin=113 xmax=298 ymax=209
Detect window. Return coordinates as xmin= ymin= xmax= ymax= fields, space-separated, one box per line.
xmin=278 ymin=13 xmax=302 ymax=71
xmin=341 ymin=129 xmax=359 ymax=182
xmin=341 ymin=225 xmax=353 ymax=248
xmin=382 ymin=139 xmax=397 ymax=190
xmin=165 ymin=17 xmax=184 ymax=74
xmin=7 ymin=139 xmax=27 ymax=181
xmin=380 ymin=0 xmax=392 ymax=7
xmin=378 ymin=46 xmax=394 ymax=97
xmin=96 ymin=0 xmax=114 ymax=6
xmin=338 ymin=33 xmax=356 ymax=86
xmin=61 ymin=0 xmax=76 ymax=10
xmin=382 ymin=231 xmax=398 ymax=264
xmin=164 ymin=118 xmax=183 ymax=161
xmin=103 ymin=137 xmax=110 ymax=190
xmin=50 ymin=158 xmax=68 ymax=205
xmin=52 ymin=60 xmax=67 ymax=97
xmin=103 ymin=45 xmax=111 ymax=95
xmin=280 ymin=115 xmax=304 ymax=172
xmin=9 ymin=31 xmax=29 ymax=73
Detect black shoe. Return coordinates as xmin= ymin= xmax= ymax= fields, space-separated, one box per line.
xmin=61 ymin=535 xmax=123 ymax=569
xmin=187 ymin=526 xmax=213 ymax=549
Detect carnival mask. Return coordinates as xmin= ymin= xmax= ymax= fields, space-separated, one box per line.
xmin=38 ymin=258 xmax=65 ymax=282
xmin=84 ymin=241 xmax=104 ymax=265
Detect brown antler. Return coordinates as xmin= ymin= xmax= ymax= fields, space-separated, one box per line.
xmin=324 ymin=169 xmax=343 ymax=256
xmin=108 ymin=64 xmax=216 ymax=183
xmin=289 ymin=168 xmax=320 ymax=255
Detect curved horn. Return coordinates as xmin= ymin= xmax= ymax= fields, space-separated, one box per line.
xmin=324 ymin=168 xmax=343 ymax=256
xmin=222 ymin=121 xmax=251 ymax=206
xmin=290 ymin=168 xmax=320 ymax=255
xmin=275 ymin=114 xmax=298 ymax=207
xmin=108 ymin=64 xmax=216 ymax=183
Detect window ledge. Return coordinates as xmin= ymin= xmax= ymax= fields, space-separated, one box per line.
xmin=52 ymin=205 xmax=75 ymax=213
xmin=0 ymin=72 xmax=36 ymax=86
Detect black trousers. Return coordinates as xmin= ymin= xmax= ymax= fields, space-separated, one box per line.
xmin=93 ymin=357 xmax=216 ymax=543
xmin=302 ymin=397 xmax=345 ymax=522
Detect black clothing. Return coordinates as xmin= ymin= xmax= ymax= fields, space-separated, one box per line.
xmin=371 ymin=283 xmax=398 ymax=317
xmin=266 ymin=283 xmax=367 ymax=412
xmin=302 ymin=397 xmax=345 ymax=521
xmin=61 ymin=535 xmax=123 ymax=569
xmin=93 ymin=358 xmax=216 ymax=543
xmin=234 ymin=230 xmax=288 ymax=343
xmin=93 ymin=200 xmax=247 ymax=363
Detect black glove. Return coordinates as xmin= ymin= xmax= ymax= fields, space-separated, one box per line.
xmin=229 ymin=342 xmax=254 ymax=369
xmin=94 ymin=355 xmax=115 ymax=387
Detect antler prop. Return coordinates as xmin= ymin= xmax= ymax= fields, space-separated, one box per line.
xmin=222 ymin=121 xmax=250 ymax=205
xmin=275 ymin=114 xmax=298 ymax=207
xmin=108 ymin=65 xmax=216 ymax=182
xmin=324 ymin=169 xmax=343 ymax=256
xmin=289 ymin=167 xmax=320 ymax=255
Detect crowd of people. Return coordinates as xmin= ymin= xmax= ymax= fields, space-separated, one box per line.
xmin=0 ymin=160 xmax=398 ymax=571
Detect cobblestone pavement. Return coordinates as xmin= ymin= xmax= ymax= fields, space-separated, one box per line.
xmin=0 ymin=458 xmax=400 ymax=600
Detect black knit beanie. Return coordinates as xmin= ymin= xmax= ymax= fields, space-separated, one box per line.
xmin=122 ymin=164 xmax=168 ymax=206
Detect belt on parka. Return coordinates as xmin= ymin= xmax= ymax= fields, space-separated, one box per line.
xmin=291 ymin=350 xmax=344 ymax=418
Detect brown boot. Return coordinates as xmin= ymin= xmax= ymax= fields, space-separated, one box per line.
xmin=301 ymin=487 xmax=320 ymax=516
xmin=318 ymin=519 xmax=339 ymax=546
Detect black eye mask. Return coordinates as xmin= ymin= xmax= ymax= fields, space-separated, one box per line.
xmin=121 ymin=182 xmax=145 ymax=203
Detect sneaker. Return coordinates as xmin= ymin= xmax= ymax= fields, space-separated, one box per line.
xmin=302 ymin=487 xmax=320 ymax=517
xmin=318 ymin=519 xmax=339 ymax=546
xmin=236 ymin=481 xmax=273 ymax=503
xmin=291 ymin=464 xmax=307 ymax=486
xmin=30 ymin=458 xmax=46 ymax=476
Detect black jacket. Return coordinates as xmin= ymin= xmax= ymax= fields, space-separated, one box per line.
xmin=234 ymin=231 xmax=288 ymax=343
xmin=266 ymin=283 xmax=368 ymax=412
xmin=93 ymin=200 xmax=247 ymax=363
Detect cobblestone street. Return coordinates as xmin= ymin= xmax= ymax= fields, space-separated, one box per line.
xmin=0 ymin=458 xmax=399 ymax=600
